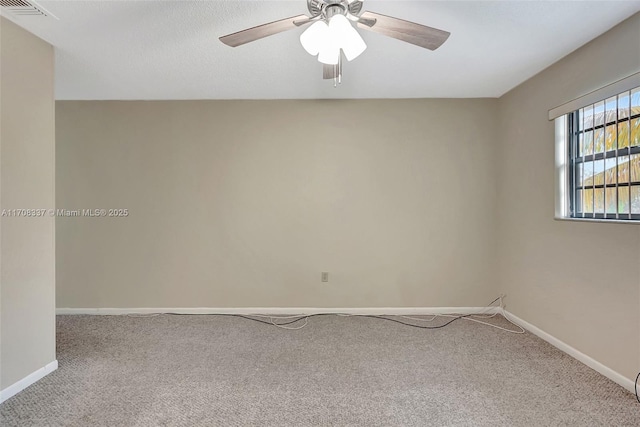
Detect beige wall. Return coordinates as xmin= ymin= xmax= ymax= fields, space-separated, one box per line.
xmin=56 ymin=99 xmax=499 ymax=308
xmin=53 ymin=9 xmax=639 ymax=389
xmin=497 ymin=13 xmax=640 ymax=381
xmin=0 ymin=17 xmax=56 ymax=390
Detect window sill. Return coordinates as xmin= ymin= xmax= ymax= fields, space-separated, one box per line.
xmin=554 ymin=216 xmax=640 ymax=225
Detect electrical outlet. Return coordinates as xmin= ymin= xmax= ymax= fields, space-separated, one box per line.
xmin=321 ymin=272 xmax=329 ymax=282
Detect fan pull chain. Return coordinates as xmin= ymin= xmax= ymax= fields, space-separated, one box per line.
xmin=334 ymin=55 xmax=343 ymax=88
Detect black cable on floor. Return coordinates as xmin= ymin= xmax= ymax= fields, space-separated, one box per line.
xmin=635 ymin=371 xmax=639 ymax=404
xmin=164 ymin=312 xmax=302 ymax=326
xmin=156 ymin=297 xmax=503 ymax=330
xmin=359 ymin=314 xmax=470 ymax=329
xmin=164 ymin=312 xmax=470 ymax=329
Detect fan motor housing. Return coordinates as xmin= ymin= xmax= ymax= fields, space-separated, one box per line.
xmin=307 ymin=0 xmax=363 ymax=17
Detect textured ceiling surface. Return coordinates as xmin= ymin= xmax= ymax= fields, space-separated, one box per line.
xmin=3 ymin=0 xmax=640 ymax=100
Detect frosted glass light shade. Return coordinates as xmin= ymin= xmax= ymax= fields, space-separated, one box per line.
xmin=300 ymin=21 xmax=330 ymax=56
xmin=328 ymin=15 xmax=366 ymax=61
xmin=299 ymin=14 xmax=367 ymax=65
xmin=317 ymin=40 xmax=340 ymax=65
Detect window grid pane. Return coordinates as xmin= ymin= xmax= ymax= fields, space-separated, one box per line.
xmin=632 ymin=185 xmax=640 ymax=214
xmin=570 ymin=86 xmax=640 ymax=221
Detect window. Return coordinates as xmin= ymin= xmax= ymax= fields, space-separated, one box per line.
xmin=567 ymin=86 xmax=640 ymax=220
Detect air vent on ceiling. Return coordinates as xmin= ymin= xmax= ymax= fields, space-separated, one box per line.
xmin=1 ymin=0 xmax=49 ymax=17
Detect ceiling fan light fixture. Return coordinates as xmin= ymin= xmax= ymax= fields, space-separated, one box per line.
xmin=299 ymin=13 xmax=366 ymax=65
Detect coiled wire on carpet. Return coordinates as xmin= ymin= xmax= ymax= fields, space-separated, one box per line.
xmin=126 ymin=296 xmax=525 ymax=334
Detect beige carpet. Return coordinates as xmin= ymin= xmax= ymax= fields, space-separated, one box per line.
xmin=1 ymin=314 xmax=639 ymax=426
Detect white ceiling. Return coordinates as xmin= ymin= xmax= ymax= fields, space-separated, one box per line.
xmin=3 ymin=0 xmax=640 ymax=100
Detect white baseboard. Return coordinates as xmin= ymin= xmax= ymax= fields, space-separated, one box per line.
xmin=505 ymin=311 xmax=635 ymax=393
xmin=56 ymin=306 xmax=500 ymax=316
xmin=0 ymin=360 xmax=58 ymax=404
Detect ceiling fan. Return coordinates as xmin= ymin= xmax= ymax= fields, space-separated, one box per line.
xmin=219 ymin=0 xmax=450 ymax=86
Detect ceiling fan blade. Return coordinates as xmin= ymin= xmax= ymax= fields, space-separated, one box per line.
xmin=220 ymin=15 xmax=311 ymax=47
xmin=356 ymin=11 xmax=450 ymax=51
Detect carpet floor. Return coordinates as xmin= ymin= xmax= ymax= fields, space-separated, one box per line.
xmin=1 ymin=314 xmax=639 ymax=426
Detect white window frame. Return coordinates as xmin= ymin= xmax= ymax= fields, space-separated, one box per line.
xmin=553 ymin=72 xmax=640 ymax=224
